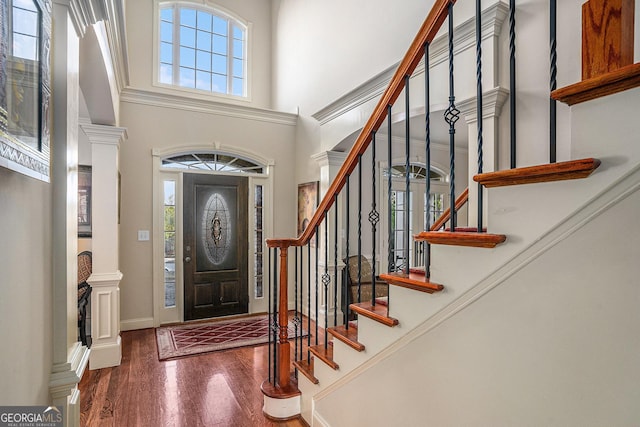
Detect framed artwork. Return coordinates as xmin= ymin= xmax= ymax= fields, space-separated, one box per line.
xmin=297 ymin=181 xmax=319 ymax=238
xmin=78 ymin=165 xmax=92 ymax=237
xmin=0 ymin=0 xmax=53 ymax=182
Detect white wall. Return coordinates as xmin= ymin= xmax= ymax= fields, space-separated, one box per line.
xmin=315 ymin=182 xmax=640 ymax=427
xmin=126 ymin=0 xmax=274 ymax=109
xmin=0 ymin=169 xmax=53 ymax=404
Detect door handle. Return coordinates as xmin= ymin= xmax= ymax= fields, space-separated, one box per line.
xmin=184 ymin=256 xmax=192 ymax=263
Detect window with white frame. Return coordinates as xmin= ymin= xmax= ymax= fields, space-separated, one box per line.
xmin=158 ymin=2 xmax=247 ymax=97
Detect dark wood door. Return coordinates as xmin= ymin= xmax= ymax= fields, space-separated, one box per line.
xmin=183 ymin=174 xmax=248 ymax=320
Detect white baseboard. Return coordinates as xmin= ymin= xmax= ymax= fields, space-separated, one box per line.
xmin=120 ymin=317 xmax=155 ymax=331
xmin=89 ymin=336 xmax=122 ymax=370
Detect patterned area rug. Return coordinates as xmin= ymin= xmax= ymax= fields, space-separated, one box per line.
xmin=156 ymin=315 xmax=306 ymax=360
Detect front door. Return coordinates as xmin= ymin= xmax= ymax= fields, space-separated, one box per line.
xmin=183 ymin=173 xmax=248 ymax=320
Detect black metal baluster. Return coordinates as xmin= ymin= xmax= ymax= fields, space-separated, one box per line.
xmin=370 ymin=132 xmax=380 ymax=304
xmin=387 ymin=105 xmax=394 ymax=273
xmin=404 ymin=75 xmax=411 ymax=272
xmin=424 ymin=42 xmax=432 ymax=278
xmin=550 ymin=0 xmax=557 ymax=164
xmin=299 ymin=244 xmax=303 ymax=362
xmin=509 ymin=0 xmax=517 ymax=168
xmin=444 ymin=4 xmax=460 ymax=231
xmin=294 ymin=246 xmax=298 ymax=375
xmin=323 ymin=214 xmax=330 ymax=348
xmin=345 ymin=175 xmax=350 ymax=329
xmin=267 ymin=247 xmax=272 ymax=382
xmin=334 ymin=195 xmax=338 ymax=326
xmin=315 ymin=225 xmax=319 ymax=346
xmin=307 ymin=241 xmax=311 ymax=362
xmin=476 ymin=0 xmax=484 ymax=232
xmin=357 ymin=154 xmax=363 ymax=303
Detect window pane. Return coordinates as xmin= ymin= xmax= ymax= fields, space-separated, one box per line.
xmin=164 ymin=231 xmax=175 ymax=257
xmin=160 ymin=42 xmax=173 ymax=63
xmin=179 ymin=67 xmax=195 ymax=87
xmin=232 ymin=78 xmax=243 ymax=96
xmin=164 ymin=181 xmax=175 ymax=205
xmin=159 ymin=63 xmax=173 ymax=84
xmin=13 ymin=33 xmax=38 ymax=60
xmin=196 ymin=71 xmax=211 ymax=91
xmin=196 ymin=30 xmax=211 ymax=51
xmin=232 ymin=25 xmax=243 ymax=40
xmin=196 ymin=11 xmax=212 ymax=31
xmin=212 ymin=53 xmax=226 ymax=74
xmin=196 ymin=50 xmax=211 ymax=71
xmin=179 ymin=26 xmax=195 ymax=47
xmin=164 ymin=206 xmax=176 ymax=232
xmin=160 ymin=21 xmax=173 ymax=42
xmin=233 ymin=39 xmax=243 ymax=59
xmin=213 ymin=16 xmax=227 ymax=35
xmin=212 ymin=73 xmax=226 ymax=93
xmin=13 ymin=7 xmax=38 ymax=35
xmin=232 ymin=58 xmax=243 ymax=77
xmin=212 ymin=34 xmax=227 ymax=55
xmin=14 ymin=0 xmax=37 ymax=11
xmin=179 ymin=46 xmax=195 ymax=67
xmin=180 ymin=8 xmax=196 ymax=27
xmin=160 ymin=7 xmax=173 ymax=23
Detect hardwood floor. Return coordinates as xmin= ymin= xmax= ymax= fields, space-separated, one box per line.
xmin=79 ymin=316 xmax=325 ymax=427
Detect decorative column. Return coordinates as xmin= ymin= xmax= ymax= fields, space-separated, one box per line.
xmin=48 ymin=2 xmax=86 ymax=426
xmin=310 ymin=151 xmax=347 ymax=326
xmin=81 ymin=123 xmax=127 ymax=370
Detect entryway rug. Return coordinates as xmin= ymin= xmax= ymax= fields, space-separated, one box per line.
xmin=156 ymin=314 xmax=307 ymax=360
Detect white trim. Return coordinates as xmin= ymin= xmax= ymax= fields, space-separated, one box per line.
xmin=314 ymin=162 xmax=640 ymax=403
xmin=121 ymin=87 xmax=297 ymax=125
xmin=153 ymin=143 xmax=275 ymax=168
xmin=312 ymin=2 xmax=508 ymax=126
xmin=120 ymin=317 xmax=155 ymax=331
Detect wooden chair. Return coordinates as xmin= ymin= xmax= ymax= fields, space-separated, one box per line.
xmin=77 ymin=251 xmax=92 ymax=347
xmin=343 ymin=255 xmax=388 ymax=319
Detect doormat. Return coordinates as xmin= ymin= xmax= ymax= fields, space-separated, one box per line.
xmin=156 ymin=315 xmax=307 ymax=360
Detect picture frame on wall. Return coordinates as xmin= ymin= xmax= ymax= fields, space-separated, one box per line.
xmin=78 ymin=165 xmax=92 ymax=237
xmin=0 ymin=0 xmax=53 ymax=182
xmin=297 ymin=181 xmax=319 ymax=238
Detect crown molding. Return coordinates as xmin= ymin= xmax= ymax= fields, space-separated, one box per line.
xmin=312 ymin=2 xmax=508 ymax=127
xmin=120 ymin=87 xmax=298 ymax=126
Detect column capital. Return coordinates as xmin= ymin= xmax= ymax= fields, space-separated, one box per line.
xmin=80 ymin=123 xmax=127 ymax=147
xmin=458 ymin=87 xmax=510 ymax=125
xmin=311 ymin=150 xmax=348 ymax=169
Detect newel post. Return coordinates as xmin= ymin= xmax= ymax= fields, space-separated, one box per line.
xmin=276 ymin=244 xmax=291 ymax=388
xmin=261 ymin=239 xmax=301 ymax=420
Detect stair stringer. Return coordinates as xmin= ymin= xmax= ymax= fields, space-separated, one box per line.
xmin=297 ymin=286 xmax=438 ymax=423
xmin=312 ymin=163 xmax=640 ymax=426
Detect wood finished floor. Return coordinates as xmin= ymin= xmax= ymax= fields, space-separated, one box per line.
xmin=79 ymin=317 xmax=325 ymax=427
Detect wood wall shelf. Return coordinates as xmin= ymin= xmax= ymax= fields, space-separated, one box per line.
xmin=551 ymin=62 xmax=640 ymax=106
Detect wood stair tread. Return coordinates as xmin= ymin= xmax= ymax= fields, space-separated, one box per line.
xmin=349 ymin=302 xmax=399 ymax=327
xmin=551 ymin=62 xmax=640 ymax=106
xmin=327 ymin=325 xmax=365 ymax=352
xmin=473 ymin=158 xmax=601 ymax=188
xmin=293 ymin=358 xmax=319 ymax=384
xmin=309 ymin=343 xmax=339 ymax=370
xmin=379 ymin=272 xmax=444 ymax=294
xmin=415 ymin=231 xmax=506 ymax=248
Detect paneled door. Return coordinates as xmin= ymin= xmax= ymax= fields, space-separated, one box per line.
xmin=183 ymin=173 xmax=248 ymax=320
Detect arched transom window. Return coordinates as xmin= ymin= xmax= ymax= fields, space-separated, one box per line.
xmin=161 ymin=152 xmax=265 ymax=174
xmin=158 ymin=2 xmax=247 ymax=97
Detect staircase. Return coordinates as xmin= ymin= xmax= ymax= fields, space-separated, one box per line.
xmin=261 ymin=0 xmax=640 ymax=424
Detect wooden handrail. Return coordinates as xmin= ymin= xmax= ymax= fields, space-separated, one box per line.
xmin=266 ymin=0 xmax=456 ymax=250
xmin=430 ymin=188 xmax=469 ymax=231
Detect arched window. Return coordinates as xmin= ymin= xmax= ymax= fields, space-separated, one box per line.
xmin=158 ymin=2 xmax=247 ymax=97
xmin=161 ymin=152 xmax=264 ymax=174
